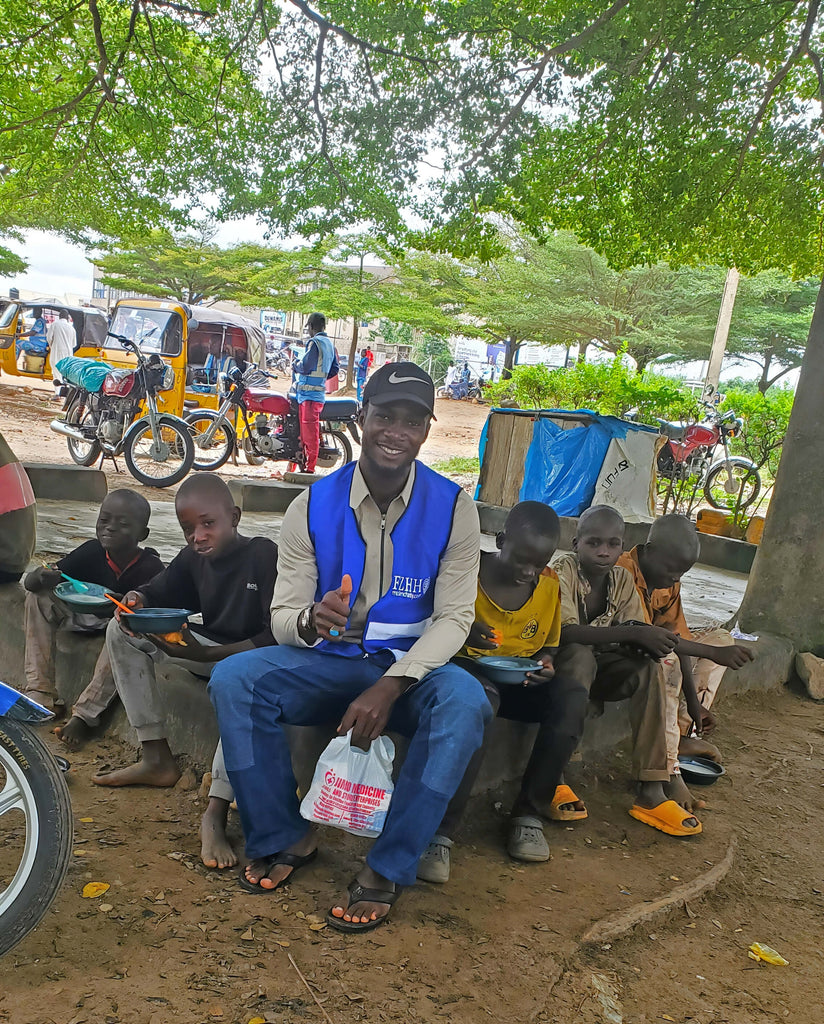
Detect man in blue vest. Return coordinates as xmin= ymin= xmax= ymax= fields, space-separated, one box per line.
xmin=294 ymin=312 xmax=338 ymax=472
xmin=209 ymin=362 xmax=489 ymax=932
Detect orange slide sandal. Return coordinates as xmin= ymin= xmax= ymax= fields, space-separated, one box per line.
xmin=629 ymin=799 xmax=703 ymax=837
xmin=549 ymin=784 xmax=588 ymax=821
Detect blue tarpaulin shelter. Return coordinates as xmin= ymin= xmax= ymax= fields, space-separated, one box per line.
xmin=477 ymin=409 xmax=660 ymax=518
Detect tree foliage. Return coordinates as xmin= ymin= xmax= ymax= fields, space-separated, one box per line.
xmin=94 ymin=227 xmax=270 ymax=306
xmin=3 ymin=1 xmax=822 ymax=281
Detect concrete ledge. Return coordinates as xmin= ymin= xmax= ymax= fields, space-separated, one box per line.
xmin=23 ymin=463 xmax=108 ymax=503
xmin=226 ymin=478 xmax=306 ymax=513
xmin=476 ymin=502 xmax=756 ymax=575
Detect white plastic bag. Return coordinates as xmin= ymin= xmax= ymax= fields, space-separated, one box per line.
xmin=299 ymin=730 xmax=395 ymax=838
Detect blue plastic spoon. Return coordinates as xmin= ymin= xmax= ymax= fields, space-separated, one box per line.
xmin=59 ymin=572 xmax=90 ymax=593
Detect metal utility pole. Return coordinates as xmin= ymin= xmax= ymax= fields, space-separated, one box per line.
xmin=702 ymin=267 xmax=740 ymax=403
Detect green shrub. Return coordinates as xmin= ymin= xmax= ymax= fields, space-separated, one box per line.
xmin=487 ymin=357 xmax=700 ymax=423
xmin=720 ymin=386 xmax=794 ymax=476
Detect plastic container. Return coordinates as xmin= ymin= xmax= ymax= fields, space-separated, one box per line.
xmin=676 ymin=755 xmax=726 ymax=786
xmin=54 ymin=580 xmax=113 ymax=613
xmin=745 ymin=515 xmax=766 ymax=545
xmin=120 ymin=608 xmax=192 ymax=634
xmin=23 ymin=353 xmax=46 ymax=373
xmin=476 ymin=656 xmax=543 ymax=685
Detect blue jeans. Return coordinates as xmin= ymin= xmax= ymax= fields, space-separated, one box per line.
xmin=356 ymin=375 xmax=366 ymax=402
xmin=209 ymin=646 xmax=491 ymax=886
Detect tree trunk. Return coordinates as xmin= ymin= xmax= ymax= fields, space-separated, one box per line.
xmin=577 ymin=341 xmax=589 ymax=364
xmin=757 ymin=349 xmax=773 ymax=394
xmin=501 ymin=337 xmax=517 ymax=379
xmin=346 ymin=320 xmax=359 ymax=391
xmin=738 ymin=275 xmax=824 ymax=649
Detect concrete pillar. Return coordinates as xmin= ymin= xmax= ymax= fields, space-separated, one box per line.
xmin=738 ymin=274 xmax=824 ymax=650
xmin=702 ymin=267 xmax=739 ymax=403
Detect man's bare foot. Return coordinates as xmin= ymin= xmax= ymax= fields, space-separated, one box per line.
xmin=92 ymin=738 xmax=180 ymax=788
xmin=665 ymin=773 xmax=706 ymax=814
xmin=200 ymin=797 xmax=237 ymax=869
xmin=679 ymin=734 xmax=722 ymax=762
xmin=330 ymin=864 xmax=395 ymax=925
xmin=54 ymin=715 xmax=93 ymax=750
xmin=93 ymin=760 xmax=181 ymax=787
xmin=243 ymin=828 xmax=317 ymax=890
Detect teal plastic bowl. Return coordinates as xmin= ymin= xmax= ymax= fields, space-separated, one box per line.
xmin=120 ymin=608 xmax=192 ymax=634
xmin=54 ymin=580 xmax=113 ymax=613
xmin=476 ymin=655 xmax=543 ymax=685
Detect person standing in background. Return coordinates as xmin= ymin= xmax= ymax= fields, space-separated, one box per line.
xmin=293 ymin=313 xmax=338 ymax=473
xmin=47 ymin=310 xmax=77 ymax=400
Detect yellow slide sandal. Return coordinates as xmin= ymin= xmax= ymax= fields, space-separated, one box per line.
xmin=549 ymin=784 xmax=588 ymax=821
xmin=629 ymin=799 xmax=702 ymax=837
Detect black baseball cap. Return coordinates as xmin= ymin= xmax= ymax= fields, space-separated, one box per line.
xmin=362 ymin=361 xmax=436 ymax=416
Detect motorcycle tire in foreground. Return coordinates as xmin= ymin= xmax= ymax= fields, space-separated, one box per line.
xmin=0 ymin=686 xmax=73 ymax=957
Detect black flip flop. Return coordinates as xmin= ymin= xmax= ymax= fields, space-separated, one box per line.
xmin=238 ymin=848 xmax=318 ymax=894
xmin=326 ymin=878 xmax=401 ymax=933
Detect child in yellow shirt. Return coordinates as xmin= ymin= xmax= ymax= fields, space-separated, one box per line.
xmin=418 ymin=501 xmax=575 ymax=880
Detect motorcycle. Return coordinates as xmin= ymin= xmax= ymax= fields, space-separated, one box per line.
xmin=655 ymin=401 xmax=761 ymax=510
xmin=184 ymin=364 xmax=360 ymax=472
xmin=50 ymin=333 xmax=195 ymax=488
xmin=436 ymin=376 xmax=484 ymax=401
xmin=0 ymin=682 xmax=73 ymax=957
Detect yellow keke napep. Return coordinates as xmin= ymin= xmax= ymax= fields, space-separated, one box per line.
xmin=0 ymin=299 xmax=108 ymax=380
xmin=93 ymin=299 xmax=265 ymax=418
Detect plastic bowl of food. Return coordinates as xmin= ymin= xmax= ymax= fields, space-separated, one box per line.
xmin=475 ymin=655 xmax=544 ymax=685
xmin=120 ymin=608 xmax=192 ymax=635
xmin=676 ymin=755 xmax=726 ymax=786
xmin=54 ymin=580 xmax=114 ymax=613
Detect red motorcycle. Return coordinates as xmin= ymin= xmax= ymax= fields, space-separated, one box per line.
xmin=185 ymin=365 xmax=359 ymax=472
xmin=656 ymin=401 xmax=761 ymax=509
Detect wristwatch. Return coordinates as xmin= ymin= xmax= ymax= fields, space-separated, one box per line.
xmin=299 ymin=605 xmax=314 ymax=633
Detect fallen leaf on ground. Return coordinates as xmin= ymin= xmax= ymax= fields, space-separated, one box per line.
xmin=241 ymin=928 xmax=255 ymax=941
xmin=309 ymin=922 xmax=326 ymax=931
xmin=82 ymin=882 xmax=110 ymax=898
xmin=276 ymin=939 xmax=290 ymax=947
xmin=79 ymin=817 xmax=94 ymax=823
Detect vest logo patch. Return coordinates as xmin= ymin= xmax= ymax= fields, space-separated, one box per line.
xmin=246 ymin=582 xmax=258 ymax=591
xmin=520 ymin=619 xmax=539 ymax=640
xmin=391 ymin=575 xmax=431 ymax=600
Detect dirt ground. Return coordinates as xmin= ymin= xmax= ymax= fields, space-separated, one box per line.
xmin=2 ymin=687 xmax=824 ymax=1024
xmin=0 ymin=372 xmax=489 ymax=501
xmin=3 ymin=376 xmax=823 ymax=1023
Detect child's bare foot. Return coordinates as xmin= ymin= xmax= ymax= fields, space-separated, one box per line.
xmin=679 ymin=734 xmax=722 ymax=762
xmin=92 ymin=739 xmax=180 ymax=788
xmin=54 ymin=715 xmax=93 ymax=750
xmin=200 ymin=797 xmax=237 ymax=869
xmin=665 ymin=773 xmax=706 ymax=814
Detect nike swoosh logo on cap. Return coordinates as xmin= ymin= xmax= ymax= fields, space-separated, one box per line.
xmin=387 ymin=371 xmax=422 ymax=385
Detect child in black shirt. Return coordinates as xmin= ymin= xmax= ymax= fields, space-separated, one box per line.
xmin=23 ymin=488 xmax=162 ymax=712
xmin=65 ymin=473 xmax=278 ymax=872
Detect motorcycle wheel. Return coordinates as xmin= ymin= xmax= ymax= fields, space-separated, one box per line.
xmin=704 ymin=460 xmax=761 ymax=510
xmin=123 ymin=418 xmax=195 ymax=488
xmin=185 ymin=411 xmax=236 ymax=471
xmin=0 ymin=719 xmax=73 ymax=957
xmin=315 ymin=429 xmax=353 ymax=473
xmin=435 ymin=386 xmax=450 ymax=399
xmin=241 ymin=434 xmax=265 ymax=466
xmin=64 ymin=397 xmax=100 ymax=467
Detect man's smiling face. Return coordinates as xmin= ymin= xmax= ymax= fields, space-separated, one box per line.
xmin=359 ymin=400 xmax=431 ymax=477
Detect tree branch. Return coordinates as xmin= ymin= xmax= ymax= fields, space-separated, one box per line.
xmin=461 ymin=0 xmax=632 ymax=168
xmin=0 ymin=2 xmax=86 ymax=52
xmin=288 ymin=0 xmax=433 ymax=67
xmin=718 ymin=0 xmax=821 ymax=201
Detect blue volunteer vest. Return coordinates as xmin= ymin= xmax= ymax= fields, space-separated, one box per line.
xmin=307 ymin=460 xmax=461 ymax=661
xmin=296 ymin=332 xmax=335 ymax=403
